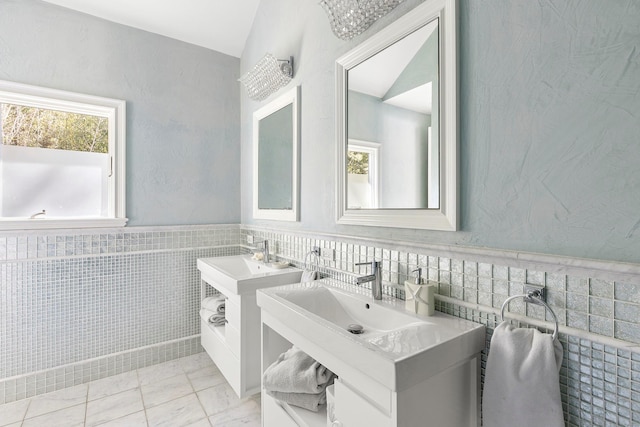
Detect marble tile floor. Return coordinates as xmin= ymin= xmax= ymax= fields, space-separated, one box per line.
xmin=0 ymin=352 xmax=261 ymax=427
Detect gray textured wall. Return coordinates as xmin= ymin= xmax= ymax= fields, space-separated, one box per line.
xmin=0 ymin=0 xmax=241 ymax=226
xmin=241 ymin=0 xmax=640 ymax=264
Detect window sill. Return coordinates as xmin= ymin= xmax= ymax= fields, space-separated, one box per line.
xmin=0 ymin=217 xmax=128 ymax=231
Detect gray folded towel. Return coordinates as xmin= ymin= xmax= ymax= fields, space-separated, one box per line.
xmin=199 ymin=308 xmax=225 ymax=327
xmin=202 ymin=296 xmax=225 ymax=314
xmin=263 ymin=346 xmax=334 ymax=394
xmin=267 ymin=389 xmax=327 ymax=412
xmin=208 ymin=313 xmax=225 ymax=326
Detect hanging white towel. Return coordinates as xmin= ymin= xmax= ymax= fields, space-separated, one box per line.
xmin=301 ymin=270 xmax=317 ymax=282
xmin=263 ymin=346 xmax=334 ymax=394
xmin=483 ymin=321 xmax=564 ymax=427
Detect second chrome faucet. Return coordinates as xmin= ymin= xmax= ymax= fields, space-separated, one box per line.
xmin=356 ymin=260 xmax=382 ymax=300
xmin=252 ymin=239 xmax=270 ymax=264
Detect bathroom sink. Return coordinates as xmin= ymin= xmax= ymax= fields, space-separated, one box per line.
xmin=279 ymin=284 xmax=424 ymax=337
xmin=197 ymin=254 xmax=302 ymax=295
xmin=204 ymin=254 xmax=287 ymax=276
xmin=257 ymin=279 xmax=485 ymax=391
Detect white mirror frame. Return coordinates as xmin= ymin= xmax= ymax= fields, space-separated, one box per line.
xmin=336 ymin=0 xmax=458 ymax=231
xmin=253 ymin=86 xmax=300 ymax=221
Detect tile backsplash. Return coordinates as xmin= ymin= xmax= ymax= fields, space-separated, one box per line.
xmin=1 ymin=223 xmax=639 ymax=426
xmin=0 ymin=225 xmax=245 ymax=403
xmin=242 ymin=226 xmax=640 ymax=427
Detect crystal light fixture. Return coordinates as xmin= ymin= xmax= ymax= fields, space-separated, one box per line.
xmin=319 ymin=0 xmax=404 ymax=40
xmin=238 ymin=54 xmax=294 ymax=101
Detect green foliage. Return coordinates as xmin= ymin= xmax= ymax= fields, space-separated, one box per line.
xmin=347 ymin=150 xmax=369 ymax=175
xmin=1 ymin=103 xmax=108 ymax=153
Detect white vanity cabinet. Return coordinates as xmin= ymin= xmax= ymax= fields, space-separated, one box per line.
xmin=199 ymin=289 xmax=260 ymax=398
xmin=197 ymin=255 xmax=302 ymax=398
xmin=331 ymin=361 xmax=480 ymax=427
xmin=257 ymin=281 xmax=485 ymax=427
xmin=261 ymin=321 xmax=481 ymax=427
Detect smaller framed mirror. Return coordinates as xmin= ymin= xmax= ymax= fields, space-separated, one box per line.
xmin=253 ymin=86 xmax=300 ymax=221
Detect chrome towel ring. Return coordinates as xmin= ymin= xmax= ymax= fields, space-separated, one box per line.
xmin=500 ymin=290 xmax=559 ymax=341
xmin=304 ymin=247 xmax=320 ymax=270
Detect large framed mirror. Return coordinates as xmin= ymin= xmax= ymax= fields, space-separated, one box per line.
xmin=253 ymin=86 xmax=300 ymax=221
xmin=336 ymin=0 xmax=457 ymax=230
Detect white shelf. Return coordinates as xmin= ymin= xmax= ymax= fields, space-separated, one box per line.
xmin=265 ymin=393 xmax=327 ymax=427
xmin=288 ymin=403 xmax=326 ymax=427
xmin=205 ymin=320 xmax=226 ymax=340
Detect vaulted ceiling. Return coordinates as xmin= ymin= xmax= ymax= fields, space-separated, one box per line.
xmin=41 ymin=0 xmax=261 ymax=58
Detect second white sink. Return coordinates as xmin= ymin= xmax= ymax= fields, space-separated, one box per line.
xmin=197 ymin=254 xmax=302 ymax=295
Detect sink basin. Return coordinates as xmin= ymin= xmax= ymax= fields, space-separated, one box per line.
xmin=197 ymin=254 xmax=302 ymax=295
xmin=204 ymin=255 xmax=288 ymax=276
xmin=279 ymin=285 xmax=423 ymax=338
xmin=257 ymin=279 xmax=485 ymax=391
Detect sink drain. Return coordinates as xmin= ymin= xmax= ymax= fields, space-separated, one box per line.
xmin=347 ymin=324 xmax=364 ymax=334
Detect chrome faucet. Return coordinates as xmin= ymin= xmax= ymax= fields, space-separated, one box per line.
xmin=254 ymin=239 xmax=270 ymax=264
xmin=262 ymin=240 xmax=270 ymax=264
xmin=356 ymin=260 xmax=382 ymax=300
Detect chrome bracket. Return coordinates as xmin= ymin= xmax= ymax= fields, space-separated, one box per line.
xmin=523 ymin=284 xmax=546 ymax=304
xmin=278 ymin=56 xmax=294 ymax=77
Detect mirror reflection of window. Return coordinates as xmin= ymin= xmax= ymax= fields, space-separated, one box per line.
xmin=347 ymin=141 xmax=380 ymax=209
xmin=427 ymin=126 xmax=439 ymax=208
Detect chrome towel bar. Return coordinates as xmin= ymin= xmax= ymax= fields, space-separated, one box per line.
xmin=500 ymin=289 xmax=559 ymax=341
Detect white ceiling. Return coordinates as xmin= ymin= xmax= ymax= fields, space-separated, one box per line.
xmin=41 ymin=0 xmax=261 ymax=58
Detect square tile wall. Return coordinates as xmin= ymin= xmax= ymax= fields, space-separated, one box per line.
xmin=0 ymin=225 xmax=245 ymax=404
xmin=244 ymin=227 xmax=640 ymax=345
xmin=438 ymin=303 xmax=640 ymax=427
xmin=2 ymin=223 xmax=639 ymax=425
xmin=243 ymin=226 xmax=640 ymax=427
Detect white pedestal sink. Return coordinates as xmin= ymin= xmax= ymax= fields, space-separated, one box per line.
xmin=197 ymin=254 xmax=302 ymax=398
xmin=258 ymin=279 xmax=486 ymax=427
xmin=197 ymin=254 xmax=302 ymax=295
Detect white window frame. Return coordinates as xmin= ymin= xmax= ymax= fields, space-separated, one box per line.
xmin=0 ymin=80 xmax=127 ymax=230
xmin=347 ymin=139 xmax=381 ymax=209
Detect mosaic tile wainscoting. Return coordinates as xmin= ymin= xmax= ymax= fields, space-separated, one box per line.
xmin=3 ymin=223 xmax=640 ymax=426
xmin=0 ymin=224 xmax=247 ymax=405
xmin=243 ymin=226 xmax=640 ymax=427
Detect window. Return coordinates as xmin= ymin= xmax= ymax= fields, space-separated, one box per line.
xmin=0 ymin=80 xmax=126 ymax=230
xmin=347 ymin=140 xmax=380 ymax=209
